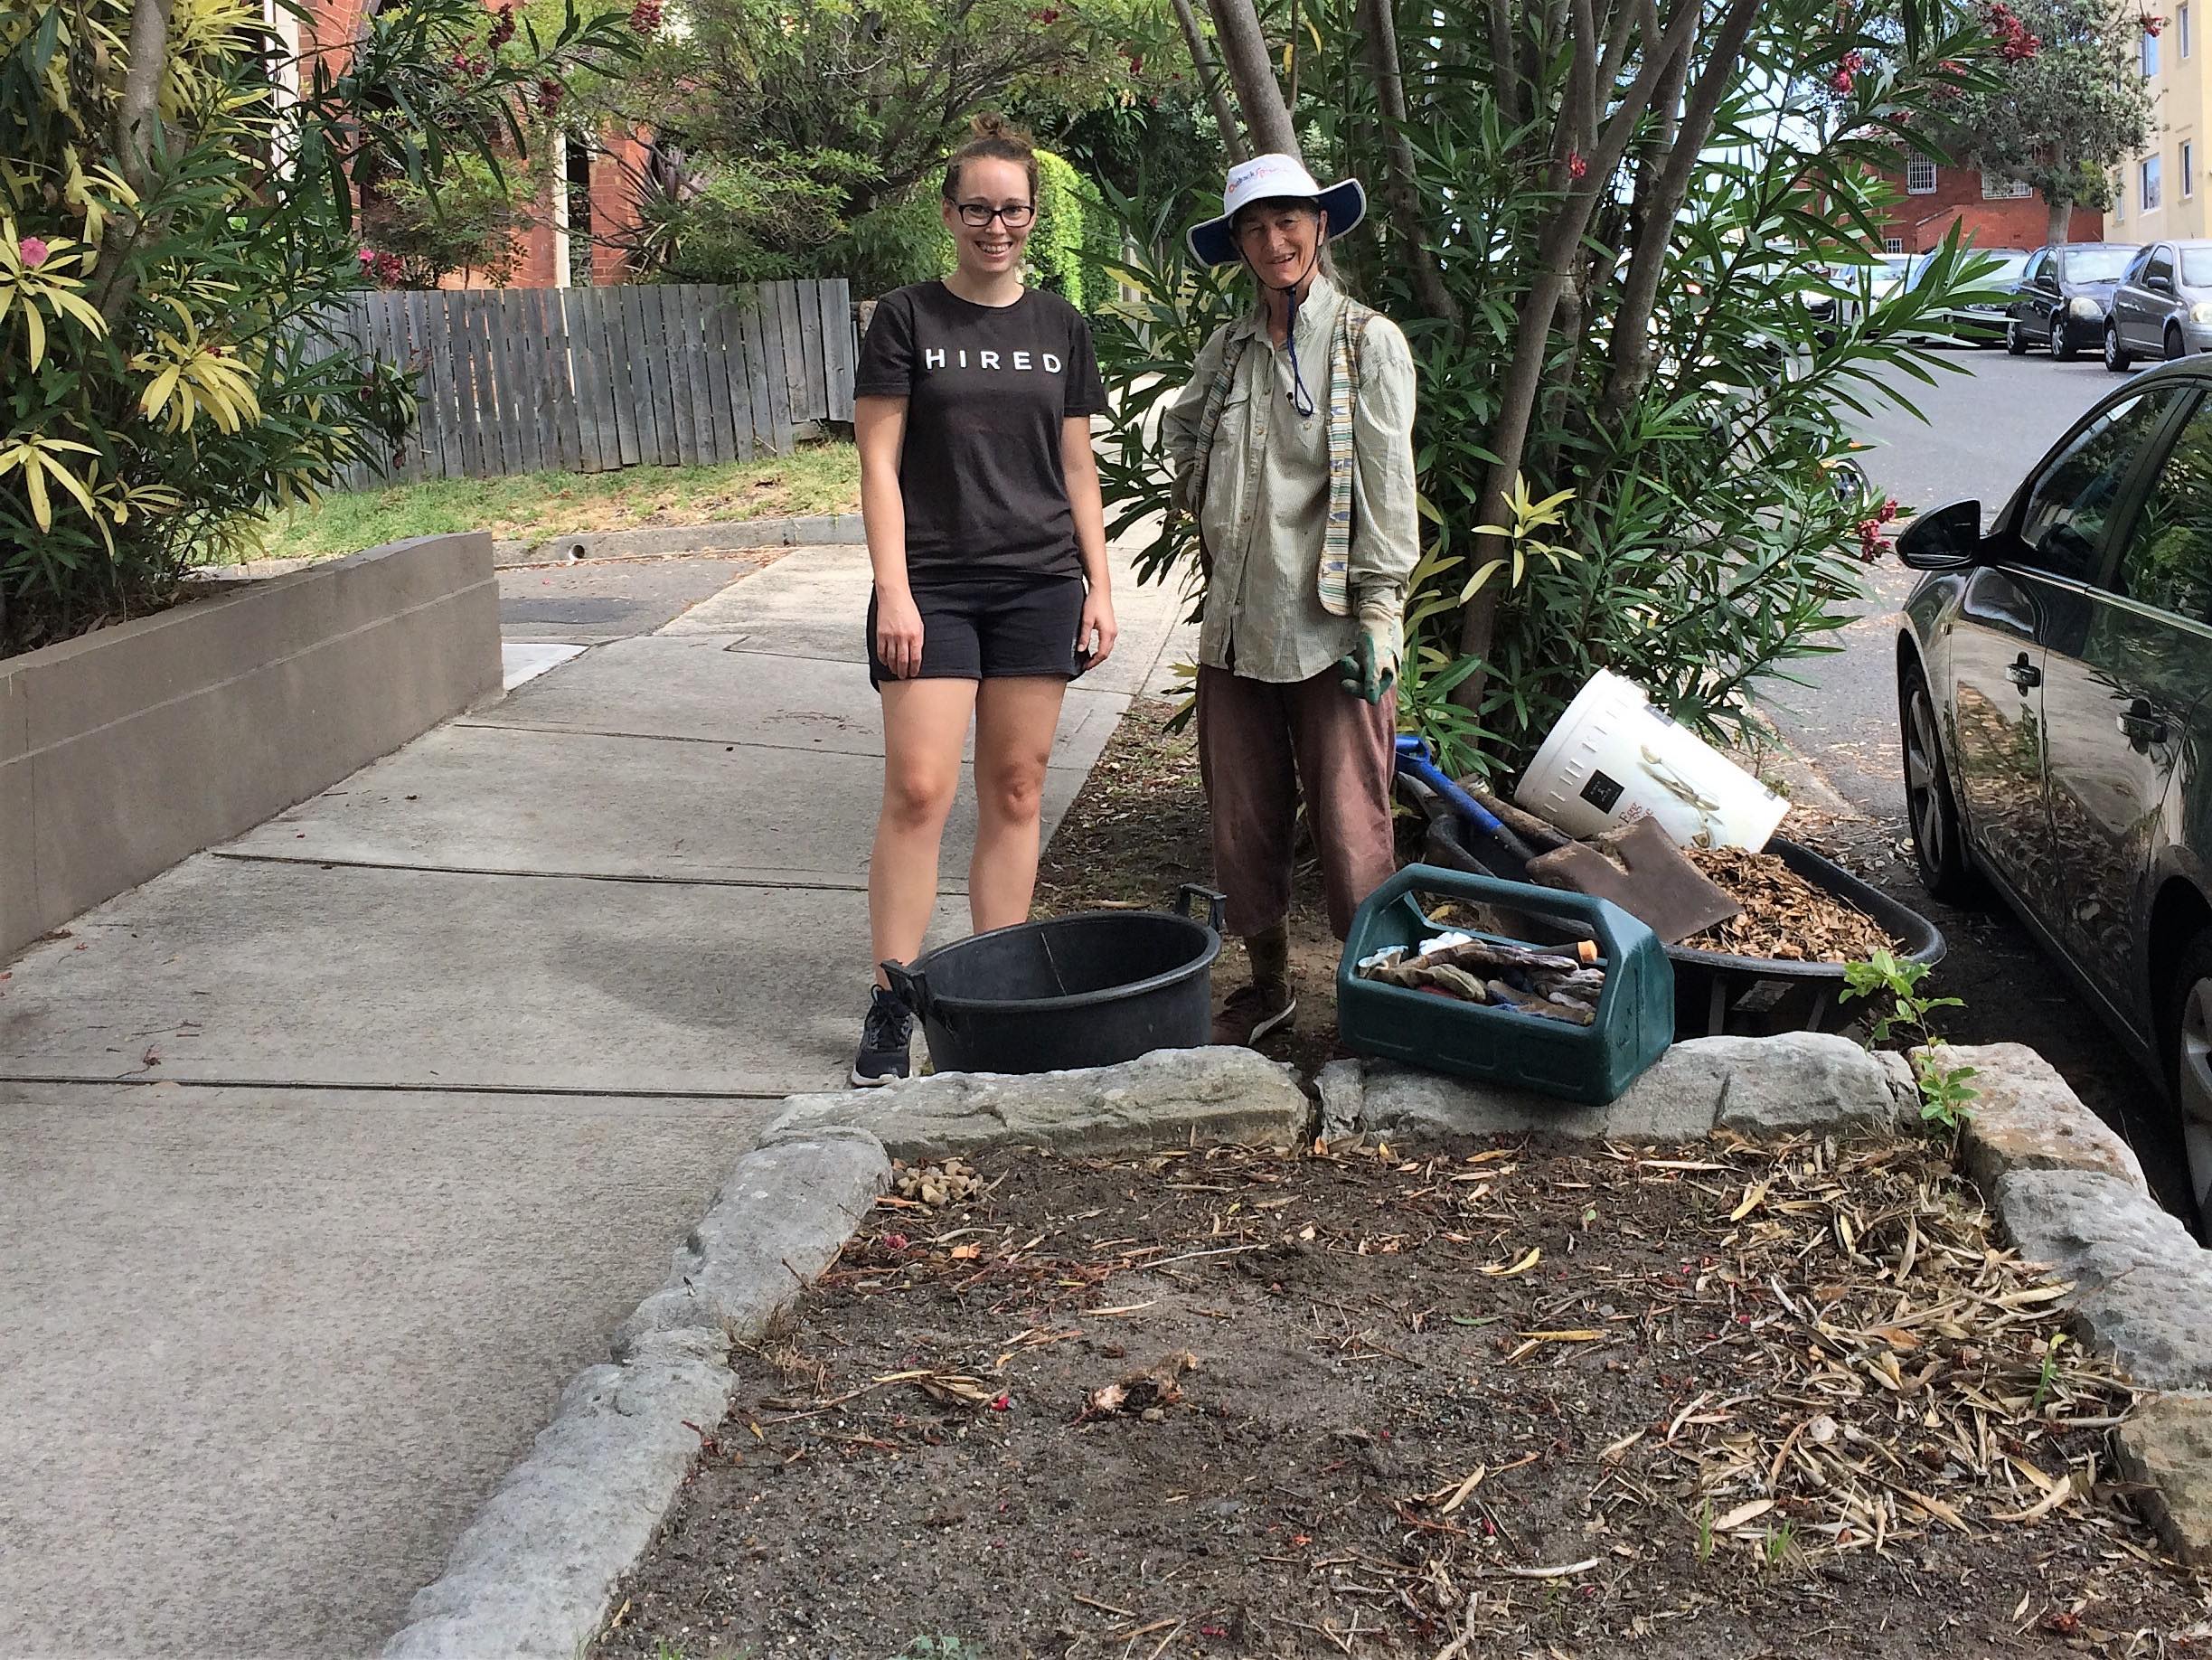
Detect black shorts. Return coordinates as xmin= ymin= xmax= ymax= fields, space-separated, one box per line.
xmin=866 ymin=573 xmax=1087 ymax=689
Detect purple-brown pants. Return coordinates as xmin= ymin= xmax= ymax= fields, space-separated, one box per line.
xmin=1195 ymin=664 xmax=1398 ymax=941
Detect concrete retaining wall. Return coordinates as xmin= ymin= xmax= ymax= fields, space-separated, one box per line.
xmin=1 ymin=534 xmax=500 ymax=958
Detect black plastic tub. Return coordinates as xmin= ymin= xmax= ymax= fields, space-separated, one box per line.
xmin=882 ymin=885 xmax=1225 ymax=1075
xmin=1399 ymin=777 xmax=1945 ymax=1040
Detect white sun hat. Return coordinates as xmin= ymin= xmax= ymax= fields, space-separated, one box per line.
xmin=1187 ymin=152 xmax=1367 ymax=267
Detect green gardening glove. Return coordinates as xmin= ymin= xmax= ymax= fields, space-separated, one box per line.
xmin=1336 ymin=597 xmax=1403 ymax=704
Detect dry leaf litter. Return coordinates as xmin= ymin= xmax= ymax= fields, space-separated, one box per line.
xmin=597 ymin=1137 xmax=2206 ymax=1658
xmin=1684 ymin=845 xmax=1898 ymax=962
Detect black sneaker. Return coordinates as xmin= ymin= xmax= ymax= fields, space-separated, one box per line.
xmin=850 ymin=986 xmax=915 ymax=1087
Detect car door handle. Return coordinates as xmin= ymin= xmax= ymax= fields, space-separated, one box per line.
xmin=2006 ymin=656 xmax=2042 ymax=691
xmin=2117 ymin=699 xmax=2169 ymax=745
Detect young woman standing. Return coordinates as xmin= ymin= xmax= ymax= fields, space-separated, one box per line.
xmin=848 ymin=116 xmax=1116 ymax=1086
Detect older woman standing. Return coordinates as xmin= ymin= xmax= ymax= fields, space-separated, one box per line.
xmin=1163 ymin=154 xmax=1420 ymax=1047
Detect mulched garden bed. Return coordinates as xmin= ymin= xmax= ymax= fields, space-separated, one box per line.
xmin=1682 ymin=845 xmax=1899 ymax=963
xmin=596 ymin=1137 xmax=2207 ymax=1659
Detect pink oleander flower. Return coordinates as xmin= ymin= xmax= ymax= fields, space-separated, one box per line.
xmin=20 ymin=236 xmax=50 ymax=269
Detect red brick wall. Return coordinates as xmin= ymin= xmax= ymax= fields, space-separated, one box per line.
xmin=590 ymin=127 xmax=653 ymax=286
xmin=1874 ymin=164 xmax=2104 ymax=250
xmin=510 ymin=168 xmax=563 ymax=288
xmin=297 ymin=0 xmax=375 ymax=80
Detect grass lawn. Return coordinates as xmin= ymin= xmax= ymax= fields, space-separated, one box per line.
xmin=256 ymin=440 xmax=860 ymax=561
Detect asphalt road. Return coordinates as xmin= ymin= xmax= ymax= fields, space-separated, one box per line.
xmin=1758 ymin=344 xmax=2196 ymax=1215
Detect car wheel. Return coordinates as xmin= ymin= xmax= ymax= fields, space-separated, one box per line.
xmin=2051 ymin=314 xmax=2077 ymax=362
xmin=2106 ymin=321 xmax=2134 ymax=372
xmin=1901 ymin=665 xmax=1981 ymax=905
xmin=2161 ymin=929 xmax=2212 ymax=1224
xmin=2006 ymin=318 xmax=2028 ymax=355
xmin=2170 ymin=324 xmax=2189 ymax=362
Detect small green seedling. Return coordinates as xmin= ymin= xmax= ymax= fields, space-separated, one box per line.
xmin=2031 ymin=1332 xmax=2071 ymax=1412
xmin=1841 ymin=948 xmax=1977 ymax=1130
xmin=1694 ymin=1498 xmax=1717 ymax=1562
xmin=1762 ymin=1521 xmax=1796 ymax=1570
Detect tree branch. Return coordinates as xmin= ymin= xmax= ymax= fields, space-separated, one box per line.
xmin=1207 ymin=0 xmax=1300 ymax=157
xmin=98 ymin=0 xmax=176 ymax=323
xmin=1451 ymin=0 xmax=1704 ymax=716
xmin=1595 ymin=0 xmax=1758 ymax=432
xmin=1487 ymin=0 xmax=1521 ymax=127
xmin=1360 ymin=0 xmax=1457 ymax=322
xmin=1172 ymin=0 xmax=1249 ymax=163
xmin=117 ymin=0 xmax=175 ymax=196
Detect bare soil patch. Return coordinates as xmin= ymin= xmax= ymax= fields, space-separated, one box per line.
xmin=596 ymin=1137 xmax=2207 ymax=1659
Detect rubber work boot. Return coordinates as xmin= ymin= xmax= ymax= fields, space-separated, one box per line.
xmin=1212 ymin=920 xmax=1295 ymax=1046
xmin=851 ymin=985 xmax=916 ymax=1087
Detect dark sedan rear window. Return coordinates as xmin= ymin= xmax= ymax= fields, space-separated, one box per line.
xmin=2065 ymin=249 xmax=2133 ymax=282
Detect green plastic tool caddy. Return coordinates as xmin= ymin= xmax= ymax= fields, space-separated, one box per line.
xmin=1336 ymin=863 xmax=1675 ymax=1106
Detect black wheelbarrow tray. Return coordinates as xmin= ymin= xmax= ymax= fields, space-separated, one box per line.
xmin=1397 ymin=772 xmax=1944 ymax=1040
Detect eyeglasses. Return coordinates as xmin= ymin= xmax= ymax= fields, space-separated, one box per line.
xmin=955 ymin=202 xmax=1035 ymax=228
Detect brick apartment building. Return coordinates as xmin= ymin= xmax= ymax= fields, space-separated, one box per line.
xmin=273 ymin=0 xmax=650 ymax=287
xmin=1871 ymin=154 xmax=2105 ymax=254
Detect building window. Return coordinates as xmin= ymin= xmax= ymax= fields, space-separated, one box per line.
xmin=2146 ymin=28 xmax=2161 ymax=75
xmin=2184 ymin=3 xmax=2194 ymax=56
xmin=2146 ymin=152 xmax=2165 ymax=211
xmin=2188 ymin=141 xmax=2198 ymax=198
xmin=1981 ymin=169 xmax=2035 ymax=199
xmin=1905 ymin=155 xmax=1937 ymax=194
xmin=1883 ymin=236 xmax=1905 ymax=253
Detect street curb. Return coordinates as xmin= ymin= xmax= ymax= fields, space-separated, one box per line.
xmin=764 ymin=1047 xmax=1313 ymax=1162
xmin=492 ymin=514 xmax=865 ymax=568
xmin=378 ymin=1130 xmax=890 ymax=1660
xmin=376 ymin=1055 xmax=1313 ymax=1659
xmin=1318 ymin=1033 xmax=1907 ymax=1145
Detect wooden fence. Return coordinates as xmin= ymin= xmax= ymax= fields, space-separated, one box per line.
xmin=328 ymin=279 xmax=856 ymax=487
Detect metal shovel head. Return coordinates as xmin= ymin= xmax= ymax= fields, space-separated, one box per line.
xmin=1524 ymin=817 xmax=1741 ymax=946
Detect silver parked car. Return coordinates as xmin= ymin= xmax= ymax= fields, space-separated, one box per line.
xmin=2105 ymin=241 xmax=2212 ymax=369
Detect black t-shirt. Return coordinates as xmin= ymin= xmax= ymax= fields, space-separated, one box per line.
xmin=854 ymin=282 xmax=1108 ymax=580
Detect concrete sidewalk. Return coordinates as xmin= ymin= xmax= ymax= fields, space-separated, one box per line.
xmin=0 ymin=543 xmax=1195 ymax=1657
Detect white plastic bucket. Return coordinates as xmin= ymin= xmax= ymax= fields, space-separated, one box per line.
xmin=1513 ymin=669 xmax=1788 ymax=851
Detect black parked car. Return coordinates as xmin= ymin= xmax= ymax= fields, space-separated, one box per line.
xmin=1897 ymin=359 xmax=2212 ymax=1218
xmin=2004 ymin=242 xmax=2140 ymax=361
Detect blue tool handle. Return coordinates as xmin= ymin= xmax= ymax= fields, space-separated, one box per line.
xmin=1393 ymin=735 xmax=1540 ymax=866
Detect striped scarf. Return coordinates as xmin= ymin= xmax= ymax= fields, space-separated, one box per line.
xmin=1186 ymin=297 xmax=1377 ymax=618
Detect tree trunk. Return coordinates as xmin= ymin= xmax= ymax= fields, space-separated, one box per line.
xmin=1595 ymin=0 xmax=1760 ymax=432
xmin=2047 ymin=193 xmax=2072 ymax=248
xmin=1359 ymin=0 xmax=1458 ymax=323
xmin=1451 ymin=0 xmax=1703 ymax=720
xmin=98 ymin=0 xmax=175 ymax=322
xmin=1172 ymin=0 xmax=1250 ymax=164
xmin=117 ymin=0 xmax=174 ymax=191
xmin=1207 ymin=0 xmax=1301 ymax=159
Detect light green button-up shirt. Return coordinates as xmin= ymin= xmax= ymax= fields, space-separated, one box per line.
xmin=1162 ymin=276 xmax=1420 ymax=684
